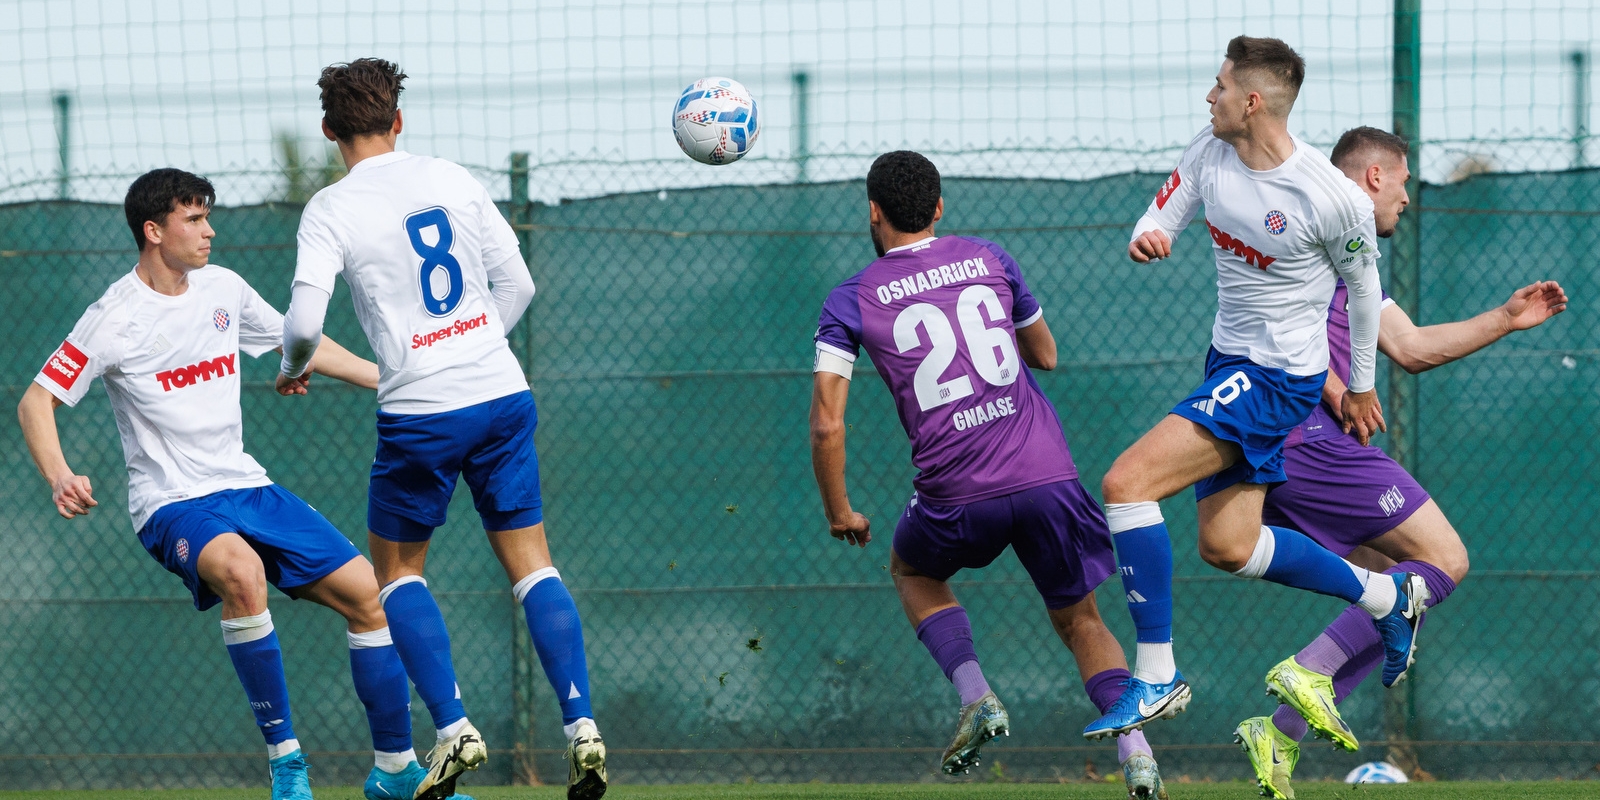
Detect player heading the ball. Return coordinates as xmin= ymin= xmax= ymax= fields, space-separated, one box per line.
xmin=1083 ymin=37 xmax=1429 ymax=741
xmin=15 ymin=168 xmax=447 ymax=800
xmin=278 ymin=58 xmax=607 ymax=800
xmin=809 ymin=151 xmax=1170 ymax=799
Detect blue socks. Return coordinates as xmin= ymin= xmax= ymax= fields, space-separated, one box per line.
xmin=347 ymin=627 xmax=414 ymax=755
xmin=380 ymin=577 xmax=467 ymax=730
xmin=1105 ymin=503 xmax=1174 ymax=644
xmin=1236 ymin=526 xmax=1396 ymax=615
xmin=221 ymin=611 xmax=296 ymax=752
xmin=514 ymin=568 xmax=594 ymax=728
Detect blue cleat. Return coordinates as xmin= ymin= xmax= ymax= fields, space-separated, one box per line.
xmin=268 ymin=750 xmax=313 ymax=800
xmin=1377 ymin=572 xmax=1430 ymax=687
xmin=365 ymin=762 xmax=476 ymax=800
xmin=1082 ymin=672 xmax=1192 ymax=740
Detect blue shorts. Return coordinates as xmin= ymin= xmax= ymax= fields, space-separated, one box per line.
xmin=1170 ymin=347 xmax=1325 ymax=501
xmin=138 ymin=485 xmax=363 ymax=612
xmin=892 ymin=479 xmax=1117 ymax=610
xmin=369 ymin=390 xmax=544 ymax=542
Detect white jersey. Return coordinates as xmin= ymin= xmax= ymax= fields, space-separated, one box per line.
xmin=1134 ymin=126 xmax=1382 ymax=391
xmin=34 ymin=267 xmax=281 ymax=531
xmin=293 ymin=150 xmax=529 ymax=414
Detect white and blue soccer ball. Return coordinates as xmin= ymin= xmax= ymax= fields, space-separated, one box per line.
xmin=1345 ymin=761 xmax=1409 ymax=784
xmin=672 ymin=77 xmax=760 ymax=165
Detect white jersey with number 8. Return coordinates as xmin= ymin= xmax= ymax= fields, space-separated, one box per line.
xmin=293 ymin=150 xmax=529 ymax=414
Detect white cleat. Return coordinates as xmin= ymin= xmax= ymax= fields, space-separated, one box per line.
xmin=414 ymin=722 xmax=487 ymax=800
xmin=566 ymin=720 xmax=608 ymax=800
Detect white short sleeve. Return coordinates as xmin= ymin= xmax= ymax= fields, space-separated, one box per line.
xmin=237 ymin=280 xmax=287 ymax=358
xmin=34 ymin=301 xmax=125 ymax=406
xmin=293 ymin=193 xmax=345 ymax=295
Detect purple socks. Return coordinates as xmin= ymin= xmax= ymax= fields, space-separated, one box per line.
xmin=1277 ymin=560 xmax=1460 ymax=740
xmin=916 ymin=606 xmax=990 ymax=706
xmin=1086 ymin=668 xmax=1153 ymax=761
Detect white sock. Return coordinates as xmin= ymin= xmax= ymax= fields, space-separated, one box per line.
xmin=437 ymin=717 xmax=470 ymax=744
xmin=1357 ymin=568 xmax=1398 ymax=617
xmin=266 ymin=738 xmax=301 ymax=761
xmin=563 ymin=717 xmax=597 ymax=740
xmin=374 ymin=748 xmax=416 ymax=773
xmin=1133 ymin=642 xmax=1176 ymax=684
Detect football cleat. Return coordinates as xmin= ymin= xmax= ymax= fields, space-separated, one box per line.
xmin=1121 ymin=752 xmax=1169 ymax=800
xmin=565 ymin=720 xmax=608 ymax=800
xmin=1235 ymin=716 xmax=1300 ymax=800
xmin=1376 ymin=572 xmax=1430 ymax=687
xmin=414 ymin=722 xmax=487 ymax=800
xmin=268 ymin=749 xmax=313 ymax=800
xmin=365 ymin=762 xmax=475 ymax=800
xmin=940 ymin=690 xmax=1010 ymax=775
xmin=1082 ymin=672 xmax=1191 ymax=740
xmin=1264 ymin=657 xmax=1357 ymax=751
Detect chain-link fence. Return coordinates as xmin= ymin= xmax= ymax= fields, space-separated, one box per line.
xmin=1 ymin=0 xmax=1597 ymax=791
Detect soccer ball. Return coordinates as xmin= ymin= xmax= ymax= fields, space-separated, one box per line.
xmin=672 ymin=77 xmax=760 ymax=165
xmin=1344 ymin=761 xmax=1409 ymax=784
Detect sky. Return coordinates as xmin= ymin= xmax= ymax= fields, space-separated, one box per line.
xmin=0 ymin=0 xmax=1595 ymax=204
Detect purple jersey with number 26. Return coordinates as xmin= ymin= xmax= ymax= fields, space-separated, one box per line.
xmin=815 ymin=236 xmax=1079 ymax=505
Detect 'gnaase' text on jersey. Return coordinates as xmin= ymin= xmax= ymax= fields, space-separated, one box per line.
xmin=293 ymin=151 xmax=529 ymax=414
xmin=815 ymin=236 xmax=1078 ymax=505
xmin=34 ymin=266 xmax=281 ymax=530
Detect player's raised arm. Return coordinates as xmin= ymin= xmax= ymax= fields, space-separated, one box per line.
xmin=1378 ymin=280 xmax=1569 ymax=374
xmin=1128 ymin=132 xmax=1208 ymax=263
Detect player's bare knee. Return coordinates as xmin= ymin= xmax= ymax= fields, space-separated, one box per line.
xmin=1101 ymin=461 xmax=1147 ymax=505
xmin=1198 ymin=537 xmax=1252 ymax=573
xmin=345 ymin=596 xmax=388 ymax=632
xmin=213 ymin=560 xmax=268 ymax=606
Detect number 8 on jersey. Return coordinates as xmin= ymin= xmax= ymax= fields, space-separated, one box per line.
xmin=406 ymin=207 xmax=464 ymax=317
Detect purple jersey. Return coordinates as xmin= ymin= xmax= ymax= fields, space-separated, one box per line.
xmin=815 ymin=236 xmax=1078 ymax=504
xmin=1289 ymin=281 xmax=1393 ymax=446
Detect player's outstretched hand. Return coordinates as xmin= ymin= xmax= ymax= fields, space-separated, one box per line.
xmin=1502 ymin=280 xmax=1569 ymax=331
xmin=1340 ymin=388 xmax=1386 ymax=447
xmin=829 ymin=511 xmax=871 ymax=548
xmin=1128 ymin=230 xmax=1172 ymax=263
xmin=50 ymin=472 xmax=96 ymax=519
xmin=275 ymin=370 xmax=312 ymax=396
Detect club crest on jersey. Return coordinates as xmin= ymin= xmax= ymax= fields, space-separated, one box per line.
xmin=213 ymin=308 xmax=230 ymax=332
xmin=1264 ymin=210 xmax=1287 ymax=235
xmin=175 ymin=538 xmax=190 ymax=564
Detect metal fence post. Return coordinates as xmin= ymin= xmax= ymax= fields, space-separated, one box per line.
xmin=1386 ymin=0 xmax=1425 ymax=776
xmin=507 ymin=151 xmax=542 ymax=786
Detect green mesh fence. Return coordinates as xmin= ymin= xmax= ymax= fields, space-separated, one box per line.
xmin=0 ymin=0 xmax=1597 ymax=791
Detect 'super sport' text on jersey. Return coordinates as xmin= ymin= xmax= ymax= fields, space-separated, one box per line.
xmin=293 ymin=150 xmax=529 ymax=414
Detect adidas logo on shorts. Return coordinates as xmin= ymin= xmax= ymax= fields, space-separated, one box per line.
xmin=1191 ymin=398 xmax=1217 ymax=416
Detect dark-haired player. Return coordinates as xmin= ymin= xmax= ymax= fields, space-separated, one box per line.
xmin=1084 ymin=37 xmax=1429 ymax=739
xmin=1234 ymin=127 xmax=1567 ymax=799
xmin=277 ymin=58 xmax=607 ymax=800
xmin=810 ymin=151 xmax=1170 ymax=799
xmin=16 ymin=168 xmax=443 ymax=800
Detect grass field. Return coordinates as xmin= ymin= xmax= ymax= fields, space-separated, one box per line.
xmin=4 ymin=784 xmax=1598 ymax=800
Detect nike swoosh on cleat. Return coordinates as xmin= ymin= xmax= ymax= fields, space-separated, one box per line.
xmin=1137 ymin=696 xmax=1174 ymax=718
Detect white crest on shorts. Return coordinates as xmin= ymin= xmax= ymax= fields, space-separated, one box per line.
xmin=1190 ymin=398 xmax=1217 ymax=416
xmin=1378 ymin=485 xmax=1406 ymax=517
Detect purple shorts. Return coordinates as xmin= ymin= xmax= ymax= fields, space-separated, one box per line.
xmin=1262 ymin=435 xmax=1430 ymax=557
xmin=892 ymin=478 xmax=1117 ymax=609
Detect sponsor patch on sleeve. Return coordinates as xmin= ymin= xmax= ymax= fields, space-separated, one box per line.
xmin=41 ymin=340 xmax=89 ymax=391
xmin=1155 ymin=168 xmax=1181 ymax=209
